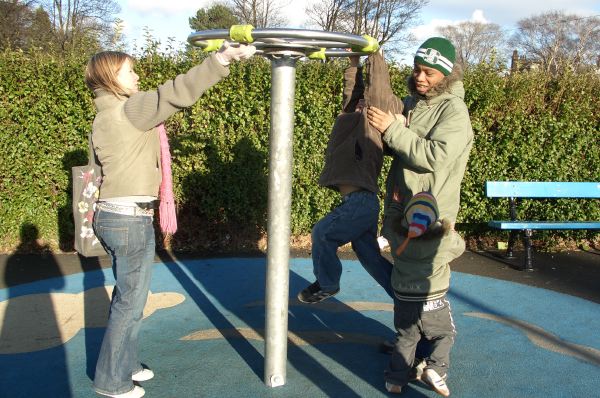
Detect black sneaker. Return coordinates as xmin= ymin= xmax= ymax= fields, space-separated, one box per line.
xmin=297 ymin=281 xmax=339 ymax=304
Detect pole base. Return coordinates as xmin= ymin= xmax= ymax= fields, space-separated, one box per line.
xmin=268 ymin=374 xmax=285 ymax=387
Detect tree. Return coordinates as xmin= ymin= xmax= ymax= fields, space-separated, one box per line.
xmin=510 ymin=11 xmax=600 ymax=74
xmin=305 ymin=0 xmax=352 ymax=32
xmin=0 ymin=0 xmax=36 ymax=49
xmin=105 ymin=17 xmax=126 ymax=52
xmin=305 ymin=0 xmax=428 ymax=54
xmin=0 ymin=2 xmax=58 ymax=51
xmin=28 ymin=6 xmax=56 ymax=50
xmin=39 ymin=0 xmax=121 ymax=53
xmin=190 ymin=3 xmax=240 ymax=31
xmin=437 ymin=21 xmax=505 ymax=66
xmin=227 ymin=0 xmax=288 ymax=28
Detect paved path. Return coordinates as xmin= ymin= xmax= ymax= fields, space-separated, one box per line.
xmin=0 ymin=251 xmax=599 ymax=397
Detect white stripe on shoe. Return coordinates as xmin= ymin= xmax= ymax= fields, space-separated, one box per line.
xmin=422 ymin=368 xmax=450 ymax=397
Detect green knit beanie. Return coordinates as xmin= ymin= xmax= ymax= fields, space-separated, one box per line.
xmin=414 ymin=37 xmax=456 ymax=76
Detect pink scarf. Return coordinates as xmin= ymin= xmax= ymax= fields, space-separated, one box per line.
xmin=157 ymin=123 xmax=177 ymax=234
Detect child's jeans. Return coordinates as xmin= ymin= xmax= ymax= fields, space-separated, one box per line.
xmin=311 ymin=190 xmax=393 ymax=297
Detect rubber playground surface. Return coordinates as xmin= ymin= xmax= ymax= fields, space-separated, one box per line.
xmin=1 ymin=252 xmax=599 ymax=397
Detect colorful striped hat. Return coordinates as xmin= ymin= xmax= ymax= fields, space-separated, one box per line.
xmin=395 ymin=192 xmax=439 ymax=256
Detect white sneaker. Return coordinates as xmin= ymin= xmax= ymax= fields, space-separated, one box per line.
xmin=97 ymin=385 xmax=145 ymax=398
xmin=422 ymin=368 xmax=450 ymax=397
xmin=385 ymin=381 xmax=402 ymax=394
xmin=132 ymin=368 xmax=154 ymax=382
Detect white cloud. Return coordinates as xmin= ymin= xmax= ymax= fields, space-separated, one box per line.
xmin=401 ymin=9 xmax=494 ymax=64
xmin=411 ymin=9 xmax=494 ymax=43
xmin=283 ymin=3 xmax=308 ymax=27
xmin=471 ymin=10 xmax=489 ymax=24
xmin=411 ymin=18 xmax=452 ymax=42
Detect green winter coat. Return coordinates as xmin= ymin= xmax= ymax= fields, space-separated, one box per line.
xmin=381 ymin=66 xmax=473 ymax=301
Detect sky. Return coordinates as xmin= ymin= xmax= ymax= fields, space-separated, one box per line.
xmin=115 ymin=0 xmax=600 ymax=63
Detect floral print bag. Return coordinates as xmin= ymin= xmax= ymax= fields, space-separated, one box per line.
xmin=71 ymin=133 xmax=107 ymax=257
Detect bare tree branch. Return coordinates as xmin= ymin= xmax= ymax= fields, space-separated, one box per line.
xmin=510 ymin=11 xmax=600 ymax=73
xmin=437 ymin=21 xmax=505 ymax=66
xmin=305 ymin=0 xmax=352 ymax=32
xmin=41 ymin=0 xmax=120 ymax=52
xmin=227 ymin=0 xmax=288 ymax=28
xmin=305 ymin=0 xmax=427 ymax=55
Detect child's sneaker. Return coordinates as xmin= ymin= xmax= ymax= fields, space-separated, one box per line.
xmin=422 ymin=368 xmax=450 ymax=397
xmin=297 ymin=281 xmax=339 ymax=304
xmin=385 ymin=382 xmax=402 ymax=394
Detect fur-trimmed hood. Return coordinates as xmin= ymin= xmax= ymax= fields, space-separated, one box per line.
xmin=407 ymin=63 xmax=464 ymax=101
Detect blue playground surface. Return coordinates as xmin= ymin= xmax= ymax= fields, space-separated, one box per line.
xmin=1 ymin=256 xmax=599 ymax=397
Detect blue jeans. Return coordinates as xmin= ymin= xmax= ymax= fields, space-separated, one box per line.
xmin=92 ymin=209 xmax=155 ymax=395
xmin=311 ymin=190 xmax=394 ymax=297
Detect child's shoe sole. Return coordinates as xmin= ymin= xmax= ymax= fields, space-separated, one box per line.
xmin=385 ymin=382 xmax=402 ymax=394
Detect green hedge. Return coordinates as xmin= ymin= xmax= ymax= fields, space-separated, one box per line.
xmin=0 ymin=48 xmax=598 ymax=252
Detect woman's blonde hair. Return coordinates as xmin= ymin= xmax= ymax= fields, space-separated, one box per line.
xmin=84 ymin=51 xmax=134 ymax=98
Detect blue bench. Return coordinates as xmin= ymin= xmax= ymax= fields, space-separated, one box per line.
xmin=486 ymin=181 xmax=600 ymax=271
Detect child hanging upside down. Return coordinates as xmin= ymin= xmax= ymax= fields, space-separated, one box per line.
xmin=297 ymin=51 xmax=403 ymax=304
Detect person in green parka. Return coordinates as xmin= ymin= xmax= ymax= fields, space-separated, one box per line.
xmin=367 ymin=37 xmax=473 ymax=397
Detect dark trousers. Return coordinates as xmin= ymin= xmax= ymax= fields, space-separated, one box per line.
xmin=385 ymin=296 xmax=456 ymax=385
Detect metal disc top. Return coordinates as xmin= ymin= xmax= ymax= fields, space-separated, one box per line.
xmin=187 ymin=26 xmax=380 ymax=58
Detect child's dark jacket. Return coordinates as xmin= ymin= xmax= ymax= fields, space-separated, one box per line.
xmin=318 ymin=53 xmax=403 ymax=193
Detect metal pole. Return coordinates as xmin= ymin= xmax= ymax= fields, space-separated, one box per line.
xmin=264 ymin=52 xmax=299 ymax=388
xmin=186 ymin=29 xmax=370 ymax=388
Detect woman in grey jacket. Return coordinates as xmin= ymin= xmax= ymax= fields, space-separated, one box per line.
xmin=368 ymin=37 xmax=473 ymax=396
xmin=84 ymin=42 xmax=255 ymax=398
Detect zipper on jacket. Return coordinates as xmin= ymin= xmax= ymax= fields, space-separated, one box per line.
xmin=406 ymin=109 xmax=414 ymax=127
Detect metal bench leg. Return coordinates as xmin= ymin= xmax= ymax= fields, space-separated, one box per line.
xmin=506 ymin=230 xmax=516 ymax=258
xmin=522 ymin=229 xmax=533 ymax=272
xmin=506 ymin=197 xmax=518 ymax=259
